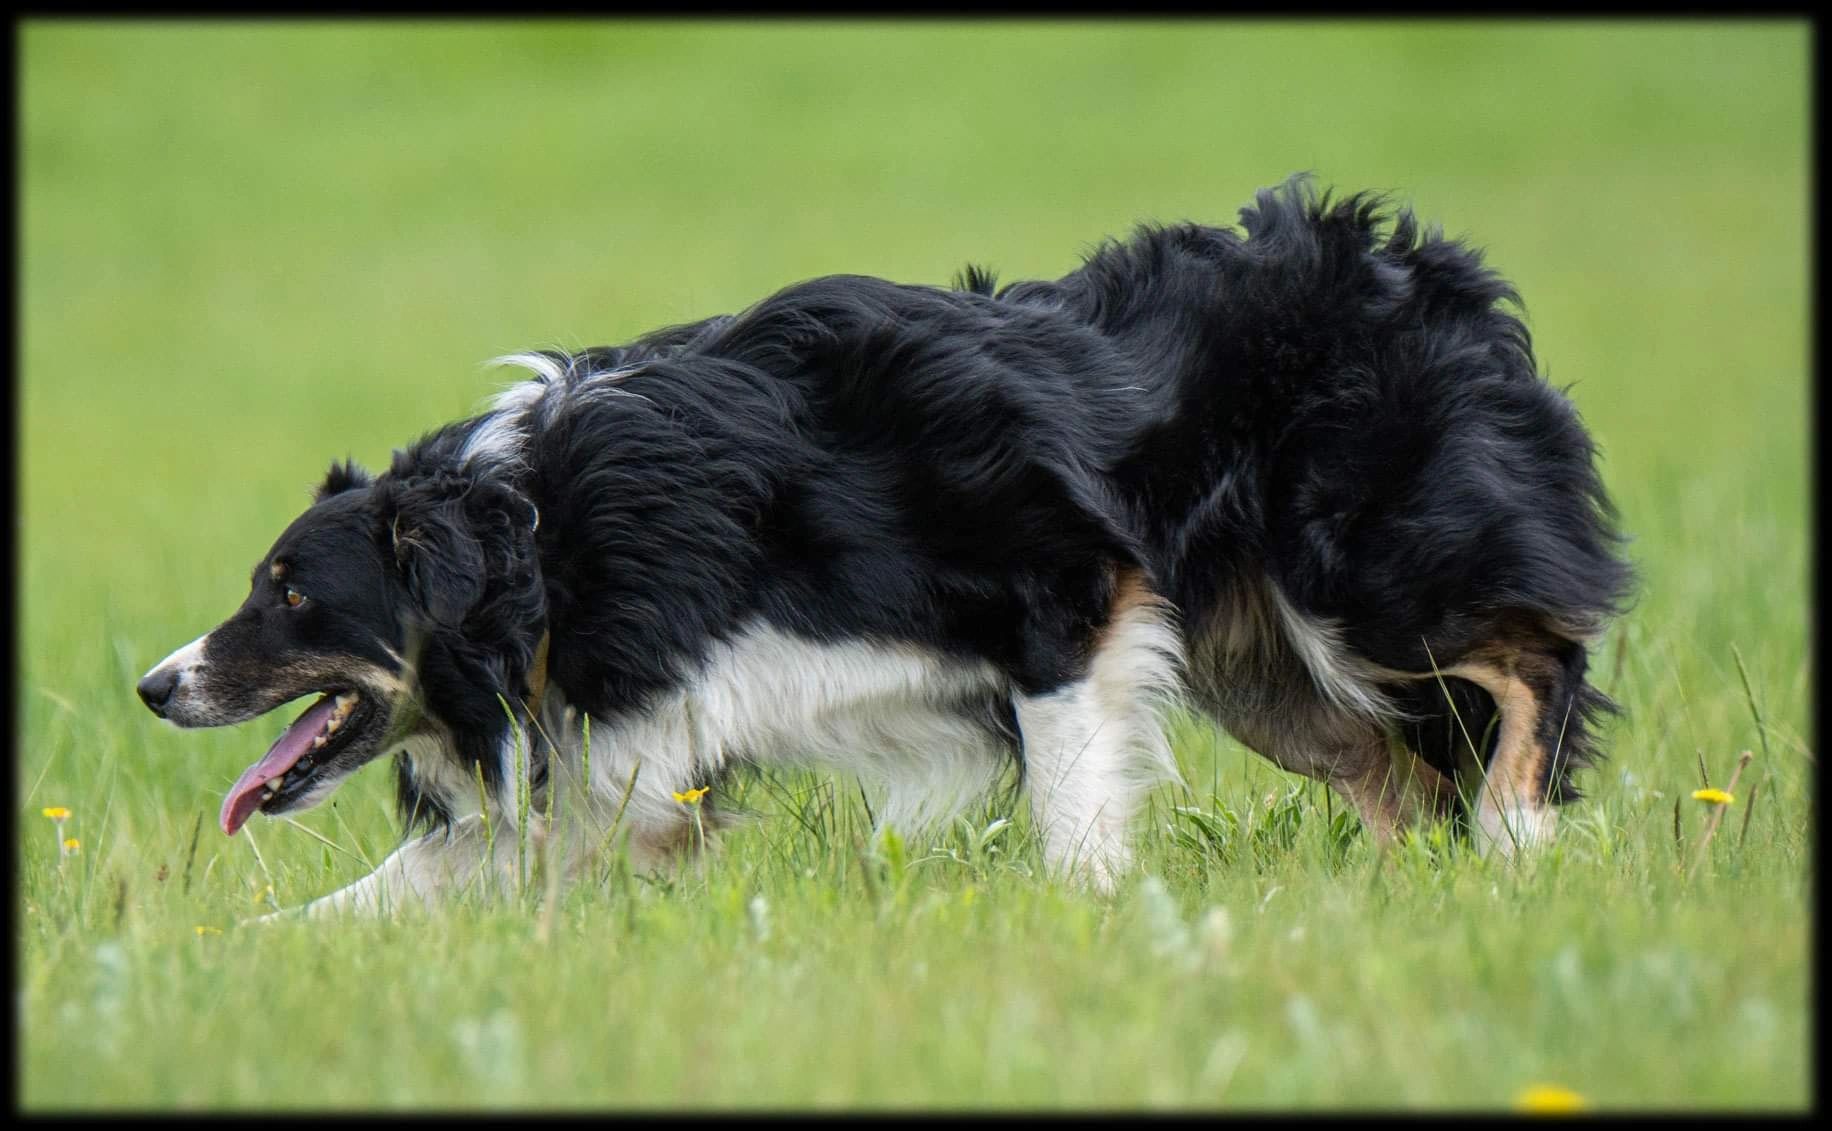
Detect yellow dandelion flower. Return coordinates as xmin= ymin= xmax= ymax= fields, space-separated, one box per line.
xmin=42 ymin=807 xmax=71 ymax=821
xmin=672 ymin=787 xmax=710 ymax=805
xmin=1514 ymin=1084 xmax=1587 ymax=1113
xmin=1691 ymin=788 xmax=1734 ymax=805
xmin=254 ymin=883 xmax=275 ymax=904
xmin=194 ymin=925 xmax=223 ymax=937
xmin=62 ymin=838 xmax=80 ymax=854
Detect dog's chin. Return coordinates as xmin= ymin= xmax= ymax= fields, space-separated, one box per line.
xmin=219 ymin=690 xmax=398 ymax=835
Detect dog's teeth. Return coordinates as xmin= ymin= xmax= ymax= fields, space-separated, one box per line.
xmin=322 ymin=694 xmax=357 ymax=735
xmin=312 ymin=735 xmax=327 ymax=748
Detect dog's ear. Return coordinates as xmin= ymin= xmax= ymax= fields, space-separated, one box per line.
xmin=381 ymin=475 xmax=540 ymax=631
xmin=382 ymin=478 xmax=487 ymax=628
xmin=316 ymin=459 xmax=372 ymax=502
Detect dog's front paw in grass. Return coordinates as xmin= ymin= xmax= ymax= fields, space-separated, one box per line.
xmin=244 ymin=906 xmax=303 ymax=927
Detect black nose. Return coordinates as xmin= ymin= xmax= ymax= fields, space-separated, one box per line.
xmin=137 ymin=667 xmax=178 ymax=716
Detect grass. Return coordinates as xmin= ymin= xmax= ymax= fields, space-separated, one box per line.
xmin=17 ymin=19 xmax=1811 ymax=1110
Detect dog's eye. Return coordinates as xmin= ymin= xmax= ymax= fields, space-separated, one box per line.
xmin=284 ymin=587 xmax=306 ymax=608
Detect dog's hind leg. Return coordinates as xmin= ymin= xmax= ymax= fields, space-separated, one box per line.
xmin=1213 ymin=698 xmax=1458 ymax=845
xmin=1185 ymin=622 xmax=1454 ymax=845
xmin=1013 ymin=571 xmax=1182 ymax=892
xmin=1447 ymin=662 xmax=1556 ymax=856
xmin=1442 ymin=621 xmax=1608 ymax=859
xmin=1326 ymin=735 xmax=1461 ymax=843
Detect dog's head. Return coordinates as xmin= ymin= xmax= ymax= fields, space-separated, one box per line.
xmin=137 ymin=459 xmax=545 ymax=836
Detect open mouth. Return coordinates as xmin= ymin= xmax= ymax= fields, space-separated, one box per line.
xmin=219 ymin=690 xmax=377 ymax=835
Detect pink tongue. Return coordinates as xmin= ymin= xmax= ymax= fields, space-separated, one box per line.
xmin=220 ymin=696 xmax=338 ymax=836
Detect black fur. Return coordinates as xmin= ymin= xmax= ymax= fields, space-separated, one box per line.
xmin=145 ymin=174 xmax=1631 ymax=845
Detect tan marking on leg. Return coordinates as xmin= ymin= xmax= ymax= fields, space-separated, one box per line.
xmin=1448 ymin=660 xmax=1556 ymax=857
xmin=1099 ymin=568 xmax=1170 ymax=646
xmin=1018 ymin=567 xmax=1182 ymax=892
xmin=1089 ymin=569 xmax=1183 ymax=729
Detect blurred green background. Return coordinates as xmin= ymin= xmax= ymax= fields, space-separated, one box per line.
xmin=22 ymin=22 xmax=1808 ymax=644
xmin=19 ymin=20 xmax=1810 ymax=1109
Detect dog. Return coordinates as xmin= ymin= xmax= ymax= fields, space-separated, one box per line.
xmin=137 ymin=176 xmax=1632 ymax=917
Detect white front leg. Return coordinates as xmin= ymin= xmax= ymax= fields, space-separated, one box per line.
xmin=1014 ymin=600 xmax=1182 ymax=891
xmin=255 ymin=814 xmax=510 ymax=921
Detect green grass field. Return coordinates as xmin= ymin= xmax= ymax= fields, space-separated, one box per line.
xmin=18 ymin=21 xmax=1810 ymax=1110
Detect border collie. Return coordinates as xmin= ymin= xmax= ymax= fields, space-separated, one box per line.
xmin=137 ymin=177 xmax=1631 ymax=917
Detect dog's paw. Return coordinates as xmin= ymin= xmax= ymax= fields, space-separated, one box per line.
xmin=243 ymin=905 xmax=304 ymax=927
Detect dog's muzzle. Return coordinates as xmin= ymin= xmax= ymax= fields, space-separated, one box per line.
xmin=137 ymin=634 xmax=209 ymax=722
xmin=137 ymin=666 xmax=179 ymax=717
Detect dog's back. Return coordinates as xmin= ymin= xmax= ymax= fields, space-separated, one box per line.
xmin=481 ymin=181 xmax=1633 ymax=855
